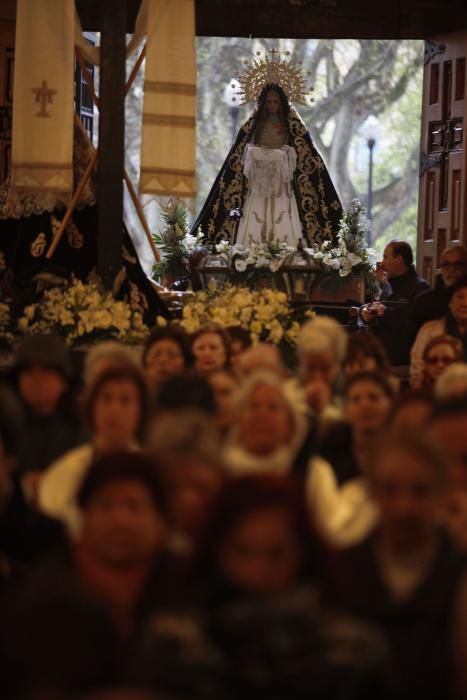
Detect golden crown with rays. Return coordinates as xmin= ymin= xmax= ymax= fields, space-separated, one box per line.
xmin=232 ymin=48 xmax=314 ymax=105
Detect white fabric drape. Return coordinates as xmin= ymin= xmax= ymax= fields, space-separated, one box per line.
xmin=139 ymin=0 xmax=196 ymax=198
xmin=11 ymin=0 xmax=75 ymax=196
xmin=236 ymin=145 xmax=302 ymax=246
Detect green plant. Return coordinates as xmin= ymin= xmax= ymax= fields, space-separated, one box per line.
xmin=152 ymin=199 xmax=199 ymax=282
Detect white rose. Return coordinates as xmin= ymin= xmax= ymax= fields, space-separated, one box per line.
xmin=234 ymin=259 xmax=247 ymax=272
xmin=347 ymin=252 xmax=362 ymax=267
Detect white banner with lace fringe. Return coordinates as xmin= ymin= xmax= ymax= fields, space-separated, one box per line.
xmin=139 ymin=0 xmax=196 ymax=199
xmin=11 ymin=0 xmax=75 ymax=196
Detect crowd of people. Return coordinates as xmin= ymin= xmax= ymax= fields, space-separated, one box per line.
xmin=2 ymin=239 xmax=467 ymax=700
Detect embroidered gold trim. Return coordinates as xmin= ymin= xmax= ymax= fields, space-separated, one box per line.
xmin=31 ymin=232 xmax=47 ymax=257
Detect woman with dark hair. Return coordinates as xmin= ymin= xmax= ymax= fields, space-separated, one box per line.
xmin=190 ymin=80 xmax=341 ymax=246
xmin=38 ymin=364 xmax=149 ymax=535
xmin=130 ymin=476 xmax=389 ymax=698
xmin=343 ymin=331 xmax=393 ymax=378
xmin=308 ymin=370 xmax=395 ymax=547
xmin=193 ymin=475 xmax=319 ymax=608
xmin=191 ymin=325 xmax=231 ymax=376
xmin=142 ymin=325 xmax=192 ymax=389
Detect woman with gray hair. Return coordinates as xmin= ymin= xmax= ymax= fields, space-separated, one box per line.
xmin=223 ymin=369 xmax=307 ymax=477
xmin=296 ymin=315 xmax=348 ymax=431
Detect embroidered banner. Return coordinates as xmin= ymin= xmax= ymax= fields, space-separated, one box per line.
xmin=139 ymin=0 xmax=196 ymax=199
xmin=11 ymin=0 xmax=75 ymax=196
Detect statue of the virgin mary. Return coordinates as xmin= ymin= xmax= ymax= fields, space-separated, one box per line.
xmin=191 ymin=51 xmax=342 ymax=247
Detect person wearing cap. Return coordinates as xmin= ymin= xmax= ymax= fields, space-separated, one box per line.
xmin=12 ymin=335 xmax=86 ymax=501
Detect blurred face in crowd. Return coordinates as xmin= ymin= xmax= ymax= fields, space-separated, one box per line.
xmin=144 ymin=338 xmax=185 ymax=385
xmin=92 ymin=379 xmax=142 ymax=449
xmin=424 ymin=341 xmax=459 ymax=385
xmin=390 ymin=398 xmax=432 ymax=432
xmin=81 ymin=479 xmax=166 ymax=566
xmin=345 ymin=379 xmax=392 ymax=433
xmin=440 ymin=249 xmax=467 ymax=287
xmin=344 ymin=353 xmax=378 ymax=377
xmin=18 ymin=364 xmax=67 ymax=416
xmin=229 ymin=338 xmax=247 ymax=376
xmin=238 ymin=383 xmax=294 ymax=456
xmin=237 ymin=344 xmax=285 ymax=379
xmin=165 ymin=460 xmax=223 ymax=536
xmin=220 ymin=507 xmax=301 ymax=595
xmin=193 ymin=332 xmax=227 ymax=375
xmin=300 ymin=349 xmax=338 ymax=385
xmin=372 ymin=447 xmax=443 ymax=554
xmin=208 ymin=369 xmax=237 ymax=432
xmin=431 ymin=414 xmax=467 ymax=489
xmin=449 ymin=286 xmax=467 ymax=325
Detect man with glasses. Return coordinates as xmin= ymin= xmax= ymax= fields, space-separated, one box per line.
xmin=412 ymin=245 xmax=467 ymax=327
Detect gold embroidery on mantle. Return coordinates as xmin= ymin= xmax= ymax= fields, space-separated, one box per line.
xmin=66 ymin=220 xmax=84 ymax=249
xmin=129 ymin=282 xmax=149 ymax=314
xmin=31 ymin=232 xmax=47 ymax=257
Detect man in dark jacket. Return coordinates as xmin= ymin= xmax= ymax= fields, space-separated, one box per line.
xmin=412 ymin=244 xmax=467 ymax=327
xmin=360 ymin=240 xmax=430 ymax=367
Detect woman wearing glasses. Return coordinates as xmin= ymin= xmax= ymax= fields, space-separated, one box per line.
xmin=411 ymin=276 xmax=467 ymax=388
xmin=421 ymin=335 xmax=464 ymax=391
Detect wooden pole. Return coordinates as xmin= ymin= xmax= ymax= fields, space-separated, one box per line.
xmin=45 ymin=151 xmax=98 ymax=259
xmin=98 ymin=0 xmax=126 ymax=290
xmin=123 ymin=168 xmax=160 ymax=262
xmin=125 ymin=44 xmax=146 ymax=96
xmin=75 ymin=48 xmax=100 ymax=109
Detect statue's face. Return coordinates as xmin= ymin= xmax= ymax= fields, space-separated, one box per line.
xmin=265 ymin=91 xmax=281 ymax=114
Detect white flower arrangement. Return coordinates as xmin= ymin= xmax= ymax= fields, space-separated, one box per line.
xmin=18 ymin=279 xmax=150 ymax=346
xmin=219 ymin=239 xmax=295 ymax=277
xmin=157 ymin=282 xmax=314 ymax=349
xmin=0 ymin=302 xmax=13 ymax=349
xmin=304 ymin=198 xmax=378 ymax=291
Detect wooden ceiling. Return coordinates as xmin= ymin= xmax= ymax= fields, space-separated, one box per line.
xmin=72 ymin=0 xmax=467 ymax=38
xmin=2 ymin=1 xmax=466 ymax=38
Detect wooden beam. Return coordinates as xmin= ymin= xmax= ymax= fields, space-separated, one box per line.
xmin=97 ymin=0 xmax=126 ymax=289
xmin=76 ymin=0 xmax=141 ymax=32
xmin=193 ymin=0 xmax=467 ymax=40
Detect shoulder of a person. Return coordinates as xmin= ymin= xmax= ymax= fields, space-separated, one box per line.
xmin=42 ymin=443 xmax=94 ymax=479
xmin=419 ymin=317 xmax=446 ymax=334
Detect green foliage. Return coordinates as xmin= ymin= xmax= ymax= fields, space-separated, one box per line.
xmin=152 ymin=199 xmax=192 ymax=281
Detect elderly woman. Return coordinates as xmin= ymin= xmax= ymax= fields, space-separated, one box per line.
xmin=223 ymin=370 xmax=307 ymax=476
xmin=295 ymin=316 xmax=348 ymax=436
xmin=411 ymin=275 xmax=467 ymax=388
